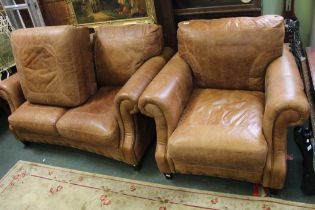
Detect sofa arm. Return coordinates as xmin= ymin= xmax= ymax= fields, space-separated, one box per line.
xmin=262 ymin=45 xmax=310 ymax=189
xmin=115 ymin=47 xmax=174 ymax=114
xmin=0 ymin=74 xmax=25 ymax=113
xmin=114 ymin=47 xmax=174 ymax=164
xmin=138 ymin=53 xmax=193 ymax=173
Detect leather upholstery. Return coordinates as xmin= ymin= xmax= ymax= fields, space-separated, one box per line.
xmin=94 ymin=24 xmax=163 ymax=86
xmin=56 ymin=87 xmax=120 ymax=147
xmin=9 ymin=101 xmax=67 ymax=136
xmin=262 ymin=45 xmax=310 ymax=189
xmin=1 ymin=24 xmax=174 ymax=167
xmin=139 ymin=53 xmax=193 ymax=172
xmin=115 ymin=47 xmax=174 ymax=164
xmin=0 ymin=74 xmax=25 ymax=113
xmin=168 ymin=89 xmax=267 ymax=183
xmin=139 ymin=16 xmax=309 ymax=189
xmin=178 ymin=15 xmax=284 ymax=90
xmin=13 ymin=132 xmax=124 ymax=162
xmin=11 ymin=26 xmax=97 ymax=107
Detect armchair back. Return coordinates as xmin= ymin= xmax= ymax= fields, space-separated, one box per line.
xmin=177 ymin=15 xmax=284 ymax=91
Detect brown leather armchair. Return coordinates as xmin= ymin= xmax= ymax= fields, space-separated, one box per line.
xmin=139 ymin=16 xmax=310 ymax=189
xmin=0 ymin=24 xmax=174 ymax=168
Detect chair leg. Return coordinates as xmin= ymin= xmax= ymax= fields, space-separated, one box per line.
xmin=164 ymin=173 xmax=173 ymax=180
xmin=133 ymin=162 xmax=142 ymax=171
xmin=269 ymin=188 xmax=280 ymax=195
xmin=21 ymin=141 xmax=30 ymax=148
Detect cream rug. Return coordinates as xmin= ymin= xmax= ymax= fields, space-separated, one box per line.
xmin=0 ymin=161 xmax=314 ymax=210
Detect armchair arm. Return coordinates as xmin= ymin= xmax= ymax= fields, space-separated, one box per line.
xmin=138 ymin=53 xmax=193 ymax=172
xmin=0 ymin=74 xmax=25 ymax=113
xmin=262 ymin=45 xmax=310 ymax=189
xmin=115 ymin=47 xmax=174 ymax=164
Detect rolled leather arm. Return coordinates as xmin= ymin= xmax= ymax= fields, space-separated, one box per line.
xmin=262 ymin=45 xmax=310 ymax=189
xmin=138 ymin=53 xmax=193 ymax=173
xmin=115 ymin=47 xmax=174 ymax=114
xmin=114 ymin=47 xmax=174 ymax=164
xmin=0 ymin=74 xmax=25 ymax=113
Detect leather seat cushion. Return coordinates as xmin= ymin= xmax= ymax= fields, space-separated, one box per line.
xmin=10 ymin=26 xmax=97 ymax=107
xmin=94 ymin=24 xmax=163 ymax=86
xmin=178 ymin=16 xmax=284 ymax=91
xmin=8 ymin=101 xmax=67 ymax=136
xmin=56 ymin=87 xmax=120 ymax=147
xmin=168 ymin=89 xmax=268 ymax=173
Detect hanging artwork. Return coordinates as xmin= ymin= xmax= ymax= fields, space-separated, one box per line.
xmin=67 ymin=0 xmax=156 ymax=27
xmin=172 ymin=0 xmax=254 ymax=9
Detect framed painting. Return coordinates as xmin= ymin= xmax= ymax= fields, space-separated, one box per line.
xmin=66 ymin=0 xmax=157 ymax=27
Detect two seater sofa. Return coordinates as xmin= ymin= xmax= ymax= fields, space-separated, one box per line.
xmin=0 ymin=24 xmax=174 ymax=168
xmin=138 ymin=15 xmax=310 ymax=190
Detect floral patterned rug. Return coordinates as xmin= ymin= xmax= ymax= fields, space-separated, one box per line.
xmin=0 ymin=161 xmax=314 ymax=210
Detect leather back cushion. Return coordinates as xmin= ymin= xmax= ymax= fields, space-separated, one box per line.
xmin=11 ymin=26 xmax=97 ymax=107
xmin=94 ymin=24 xmax=163 ymax=86
xmin=178 ymin=15 xmax=284 ymax=91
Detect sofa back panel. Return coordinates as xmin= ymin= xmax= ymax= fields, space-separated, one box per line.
xmin=94 ymin=24 xmax=163 ymax=86
xmin=178 ymin=15 xmax=284 ymax=91
xmin=11 ymin=26 xmax=97 ymax=107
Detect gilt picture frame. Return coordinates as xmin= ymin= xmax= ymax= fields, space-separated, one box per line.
xmin=66 ymin=0 xmax=156 ymax=27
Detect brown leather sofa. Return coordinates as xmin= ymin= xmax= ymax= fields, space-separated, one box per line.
xmin=138 ymin=16 xmax=310 ymax=189
xmin=0 ymin=24 xmax=174 ymax=168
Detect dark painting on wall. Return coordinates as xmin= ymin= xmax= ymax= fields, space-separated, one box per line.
xmin=172 ymin=0 xmax=253 ymax=9
xmin=71 ymin=0 xmax=148 ymax=24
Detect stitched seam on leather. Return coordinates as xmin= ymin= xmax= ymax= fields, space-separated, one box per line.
xmin=141 ymin=103 xmax=164 ymax=137
xmin=116 ymin=56 xmax=169 ymax=164
xmin=57 ymin=127 xmax=115 ymax=138
xmin=10 ymin=121 xmax=58 ymax=135
xmin=10 ymin=120 xmax=56 ymax=127
xmin=117 ymin=100 xmax=125 ymax=149
xmin=70 ymin=31 xmax=81 ymax=103
xmin=173 ymin=162 xmax=264 ymax=174
xmin=16 ymin=132 xmax=124 ymax=161
xmin=249 ymin=49 xmax=281 ymax=91
xmin=116 ymin=55 xmax=167 ymax=161
xmin=118 ymin=99 xmax=137 ymax=163
xmin=150 ymin=103 xmax=168 ymax=145
xmin=0 ymin=89 xmax=15 ymax=112
xmin=144 ymin=102 xmax=175 ymax=172
xmin=266 ymin=107 xmax=305 ymax=187
xmin=130 ymin=115 xmax=137 ymax=162
xmin=121 ymin=99 xmax=137 ymax=157
xmin=158 ymin=104 xmax=176 ymax=173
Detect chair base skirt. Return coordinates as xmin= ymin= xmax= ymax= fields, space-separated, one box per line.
xmin=171 ymin=162 xmax=264 ymax=185
xmin=12 ymin=131 xmax=143 ymax=166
